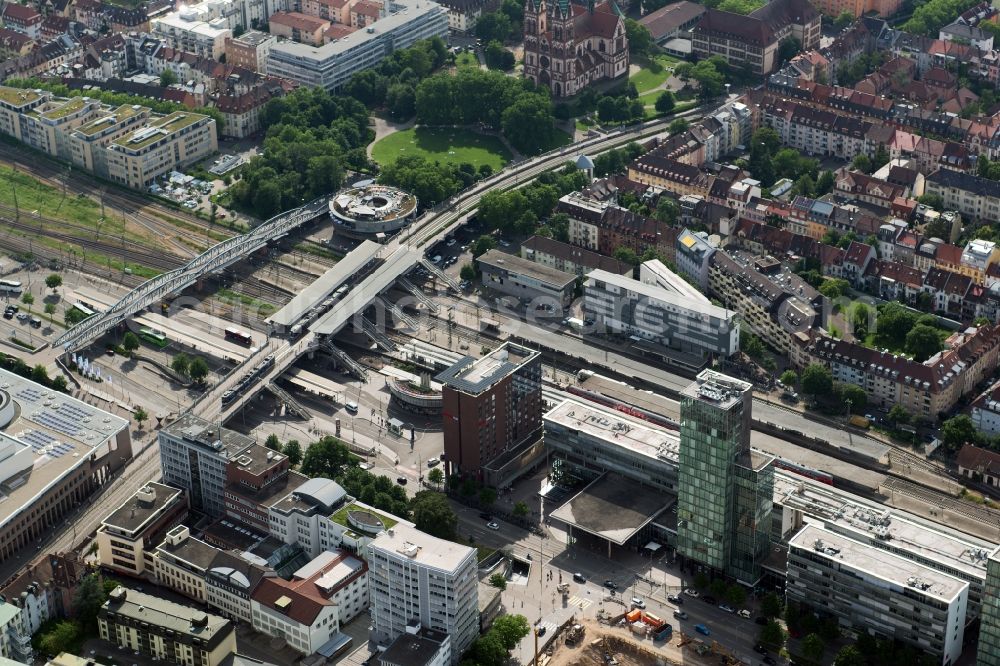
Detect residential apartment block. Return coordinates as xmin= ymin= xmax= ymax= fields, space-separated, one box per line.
xmin=367 ymin=524 xmax=479 ymax=663
xmin=787 ymin=523 xmax=967 ymax=665
xmin=792 ymin=325 xmax=1000 ymax=419
xmin=266 ymin=0 xmax=448 ymax=90
xmin=99 ymin=587 xmax=236 ymax=666
xmin=153 ymin=525 xmax=220 ymax=603
xmin=584 ymin=268 xmax=739 ymax=366
xmin=97 ymin=483 xmax=188 ymax=577
xmin=224 ymin=30 xmax=275 ymax=73
xmin=151 ymin=3 xmax=234 ymax=59
xmin=520 ymin=235 xmax=633 ymax=277
xmin=0 ymin=87 xmax=216 ymax=190
xmin=437 ymin=342 xmax=543 ymax=484
xmin=476 ymin=249 xmax=577 ymax=308
xmin=691 ymin=0 xmax=820 ymax=75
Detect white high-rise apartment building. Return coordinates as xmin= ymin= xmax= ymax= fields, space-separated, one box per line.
xmin=367 ymin=525 xmax=478 ymax=664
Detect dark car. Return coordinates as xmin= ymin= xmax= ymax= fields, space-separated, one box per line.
xmin=763 ymin=657 xmax=777 ymax=665
xmin=754 ymin=644 xmax=768 ymax=655
xmin=396 ymin=477 xmax=407 ymax=485
xmin=479 ymin=512 xmax=492 ymax=520
xmin=573 ymin=573 xmax=586 ymax=583
xmin=667 ymin=594 xmax=683 ymax=605
xmin=535 ymin=626 xmax=546 ymax=637
xmin=604 ymin=580 xmax=617 ymax=590
xmin=672 ymin=611 xmax=689 ymax=621
xmin=702 ymin=596 xmax=718 ymax=605
xmin=2 ymin=310 xmax=11 ymax=320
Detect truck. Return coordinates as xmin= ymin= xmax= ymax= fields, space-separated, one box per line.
xmin=849 ymin=415 xmax=870 ymax=429
xmin=653 ymin=623 xmax=673 ymax=642
xmin=564 ymin=317 xmax=585 ymax=332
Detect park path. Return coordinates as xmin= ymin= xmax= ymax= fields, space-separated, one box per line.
xmin=367 ymin=116 xmax=416 ymax=158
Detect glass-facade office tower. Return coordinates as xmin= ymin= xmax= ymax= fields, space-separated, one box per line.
xmin=677 ymin=370 xmax=774 ymax=585
xmin=979 ymin=552 xmax=1000 ymax=665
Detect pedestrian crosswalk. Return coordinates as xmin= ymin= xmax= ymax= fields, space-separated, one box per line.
xmin=567 ymin=595 xmax=593 ymax=610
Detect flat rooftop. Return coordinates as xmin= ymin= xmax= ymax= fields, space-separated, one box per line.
xmin=790 ymin=523 xmax=969 ymax=603
xmin=230 ymin=443 xmax=285 ymax=476
xmin=370 ymin=523 xmax=475 ymax=573
xmin=112 ymin=111 xmax=206 ymax=150
xmin=102 ymin=482 xmax=184 ymax=534
xmin=231 ymin=29 xmax=273 ymax=46
xmin=103 ymin=587 xmax=231 ymax=641
xmin=575 ymin=373 xmax=680 ymax=423
xmin=0 ymin=86 xmax=43 ymax=107
xmin=0 ymin=368 xmax=129 ymax=528
xmin=681 ymin=369 xmax=752 ymax=412
xmin=160 ymin=412 xmax=255 ymax=459
xmin=36 ymin=96 xmax=87 ymax=120
xmin=268 ymin=239 xmax=381 ymax=327
xmin=775 ymin=471 xmax=998 ymax=583
xmin=477 ymin=249 xmax=576 ymax=289
xmin=436 ymin=342 xmax=539 ymax=395
xmin=74 ymin=104 xmax=147 ymax=137
xmin=157 ymin=532 xmax=222 ymax=571
xmin=586 ymin=268 xmax=735 ymax=321
xmin=549 ymin=472 xmax=673 ymax=545
xmin=545 ymin=398 xmax=679 ymax=466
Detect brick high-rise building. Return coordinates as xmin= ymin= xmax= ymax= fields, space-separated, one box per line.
xmin=437 ymin=343 xmax=542 ymax=484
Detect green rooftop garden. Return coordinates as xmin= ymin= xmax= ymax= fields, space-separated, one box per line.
xmin=40 ymin=96 xmax=87 ymax=120
xmin=330 ymin=501 xmax=398 ymax=532
xmin=0 ymin=86 xmax=41 ymax=106
xmin=114 ymin=111 xmax=206 ymax=150
xmin=76 ymin=104 xmax=146 ymax=136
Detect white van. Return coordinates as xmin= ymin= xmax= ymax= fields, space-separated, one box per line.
xmin=345 ymin=400 xmax=359 ymax=414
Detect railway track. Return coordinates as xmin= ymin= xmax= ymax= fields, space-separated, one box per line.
xmin=0 ymin=232 xmax=146 ymax=289
xmin=882 ymin=477 xmax=1000 ymax=529
xmin=0 ymin=214 xmax=184 ymax=271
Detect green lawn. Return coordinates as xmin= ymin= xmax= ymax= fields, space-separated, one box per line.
xmin=630 ymin=54 xmax=680 ymax=94
xmin=455 ymin=51 xmax=479 ymax=69
xmin=371 ymin=127 xmax=512 ymax=170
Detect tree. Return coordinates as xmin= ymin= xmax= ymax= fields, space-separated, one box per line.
xmin=265 ymin=433 xmax=282 ymax=451
xmin=460 ymin=263 xmax=477 ymax=281
xmin=653 ymin=196 xmax=678 ymax=224
xmin=38 ymin=620 xmax=81 ymax=657
xmin=492 ymin=614 xmax=530 ymax=650
xmin=32 ymin=364 xmax=49 ymax=384
xmin=484 ymin=41 xmax=515 ymax=70
xmin=188 ymin=356 xmax=209 ymax=384
xmin=834 ymin=645 xmax=865 ymax=666
xmin=779 ymin=370 xmax=798 ymax=387
xmin=839 ymin=383 xmax=867 ymax=413
xmin=411 ymin=490 xmax=458 ymax=539
xmin=801 ymin=633 xmax=826 ymax=664
xmin=917 ymin=192 xmax=944 ymax=211
xmin=171 ymin=353 xmax=190 ymax=377
xmin=801 ymin=363 xmax=833 ymax=398
xmin=513 ymin=500 xmax=529 ymax=517
xmin=624 ymin=18 xmax=653 ymax=56
xmin=888 ymin=404 xmax=911 ymax=425
xmin=44 ymin=301 xmax=56 ymax=321
xmin=52 ymin=374 xmax=68 ymax=393
xmin=743 ymin=333 xmax=766 ymax=359
xmin=725 ymin=584 xmax=746 ymax=606
xmin=427 ymin=467 xmax=444 ymax=487
xmin=283 ymin=440 xmax=303 ymax=467
xmin=834 ymin=10 xmax=854 ymax=29
xmin=21 ymin=292 xmax=33 ymax=311
xmin=479 ymin=486 xmax=497 ymax=508
xmin=905 ymin=324 xmax=942 ymax=362
xmin=614 ymin=246 xmax=639 ymax=266
xmin=761 ymin=592 xmax=783 ymax=619
xmin=160 ymin=68 xmax=178 ymax=87
xmin=133 ymin=406 xmax=148 ymax=431
xmin=816 ymin=170 xmax=835 ymax=195
xmin=654 ymin=90 xmax=676 ymax=115
xmin=470 ymin=631 xmax=507 ymax=666
xmin=940 ymin=414 xmax=982 ymax=450
xmin=669 ymin=117 xmax=689 ymax=134
xmin=708 ymin=579 xmax=728 ymax=599
xmin=475 ymin=12 xmax=512 ymax=44
xmin=851 ymin=154 xmax=872 ymax=173
xmin=502 ymin=94 xmax=556 ymax=155
xmin=691 ymin=58 xmax=725 ymax=99
xmin=758 ymin=620 xmax=786 ymax=648
xmin=385 ymin=83 xmax=416 ymax=120
xmin=875 ymin=301 xmax=918 ymax=348
xmin=471 ymin=234 xmax=498 ymax=258
xmin=122 ymin=332 xmax=140 ymax=356
xmin=45 ymin=273 xmax=62 ymax=293
xmin=778 ymin=36 xmax=801 ymax=63
xmin=301 ymin=436 xmax=354 ymax=478
xmin=851 ymin=302 xmax=872 ymax=340
xmin=73 ymin=575 xmax=109 ymax=628
xmin=489 ymin=572 xmax=508 ymax=591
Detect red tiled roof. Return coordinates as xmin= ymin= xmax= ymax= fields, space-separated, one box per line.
xmin=957 ymin=443 xmax=1000 ymax=474
xmin=2 ymin=3 xmax=41 ymax=22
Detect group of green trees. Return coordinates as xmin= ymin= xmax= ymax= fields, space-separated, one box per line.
xmin=744 ymin=127 xmax=820 ymax=189
xmin=475 ymin=165 xmax=590 ymax=235
xmin=940 ymin=413 xmax=1000 ymax=451
xmin=378 ymin=157 xmax=493 ymax=207
xmin=593 ymin=141 xmax=645 ymax=177
xmin=414 ymin=68 xmax=558 ymax=154
xmin=461 ymin=615 xmax=531 ymax=666
xmin=35 ymin=574 xmax=115 ymax=656
xmin=473 ymin=0 xmax=525 ymax=43
xmin=266 ymin=433 xmax=303 ymax=466
xmin=0 ymin=352 xmax=68 ymax=392
xmin=792 ymin=363 xmax=866 ymax=414
xmin=342 ymin=37 xmax=450 ymax=119
xmin=866 ymin=302 xmax=947 ymax=362
xmin=675 ymin=57 xmax=728 ymax=100
xmin=170 ymin=352 xmax=210 ymax=384
xmin=229 ymin=87 xmax=370 ymax=218
xmin=901 ymin=0 xmax=982 ymax=36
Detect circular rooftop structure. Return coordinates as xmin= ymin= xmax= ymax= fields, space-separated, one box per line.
xmin=0 ymin=389 xmax=13 ymax=429
xmin=329 ymin=184 xmax=418 ymax=234
xmin=347 ymin=509 xmax=386 ymax=534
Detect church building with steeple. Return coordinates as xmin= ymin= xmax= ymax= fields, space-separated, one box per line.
xmin=522 ymin=0 xmax=629 ymax=98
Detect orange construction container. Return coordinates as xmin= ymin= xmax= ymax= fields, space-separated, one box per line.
xmin=642 ymin=613 xmax=664 ymax=628
xmin=626 ymin=610 xmax=642 ymax=623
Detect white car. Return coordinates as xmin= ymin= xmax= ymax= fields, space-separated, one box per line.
xmin=738 ymin=609 xmax=752 ymax=619
xmin=446 ymin=238 xmax=457 ymax=247
xmin=426 ymin=457 xmax=440 ymax=467
xmin=486 ymin=521 xmax=500 ymax=530
xmin=684 ymin=589 xmax=700 ymax=598
xmin=719 ymin=604 xmax=735 ymax=613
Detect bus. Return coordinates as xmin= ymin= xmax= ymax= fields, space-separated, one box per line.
xmin=224 ymin=327 xmax=252 ymax=346
xmin=72 ymin=302 xmax=97 ymax=319
xmin=138 ymin=327 xmax=169 ymax=348
xmin=0 ymin=280 xmax=22 ymax=295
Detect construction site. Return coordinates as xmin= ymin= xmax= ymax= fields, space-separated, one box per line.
xmin=540 ymin=612 xmax=742 ymax=666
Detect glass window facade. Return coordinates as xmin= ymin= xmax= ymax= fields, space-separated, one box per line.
xmin=979 ymin=554 xmax=1000 ymax=666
